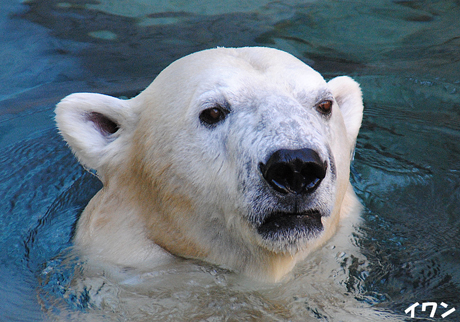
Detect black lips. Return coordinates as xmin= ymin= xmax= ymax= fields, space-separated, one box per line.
xmin=257 ymin=210 xmax=323 ymax=241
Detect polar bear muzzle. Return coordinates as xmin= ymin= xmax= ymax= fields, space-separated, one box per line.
xmin=255 ymin=147 xmax=330 ymax=250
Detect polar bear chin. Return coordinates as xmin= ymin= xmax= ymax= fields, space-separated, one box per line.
xmin=256 ymin=209 xmax=324 ymax=252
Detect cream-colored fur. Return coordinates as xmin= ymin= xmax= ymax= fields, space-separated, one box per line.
xmin=56 ymin=47 xmax=364 ymax=282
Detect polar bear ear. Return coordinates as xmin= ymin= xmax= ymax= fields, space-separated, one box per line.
xmin=327 ymin=76 xmax=364 ymax=147
xmin=55 ymin=93 xmax=135 ymax=172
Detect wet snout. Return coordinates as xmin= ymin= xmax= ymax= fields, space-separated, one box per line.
xmin=259 ymin=148 xmax=327 ymax=195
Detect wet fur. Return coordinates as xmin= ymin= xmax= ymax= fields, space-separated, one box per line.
xmin=56 ymin=47 xmax=364 ymax=281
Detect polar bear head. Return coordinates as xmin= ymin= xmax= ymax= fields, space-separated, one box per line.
xmin=56 ymin=47 xmax=363 ymax=281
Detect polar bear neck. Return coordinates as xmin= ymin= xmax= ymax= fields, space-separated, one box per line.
xmin=74 ymin=170 xmax=359 ymax=282
xmin=78 ymin=160 xmax=293 ymax=281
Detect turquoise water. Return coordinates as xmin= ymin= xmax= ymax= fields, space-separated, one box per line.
xmin=1 ymin=0 xmax=459 ymax=321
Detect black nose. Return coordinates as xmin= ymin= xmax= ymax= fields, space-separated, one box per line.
xmin=259 ymin=148 xmax=327 ymax=195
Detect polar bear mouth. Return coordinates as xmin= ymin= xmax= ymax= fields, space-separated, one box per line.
xmin=257 ymin=210 xmax=323 ymax=241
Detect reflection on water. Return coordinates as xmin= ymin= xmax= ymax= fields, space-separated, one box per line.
xmin=353 ymin=76 xmax=460 ymax=317
xmin=1 ymin=0 xmax=460 ymax=321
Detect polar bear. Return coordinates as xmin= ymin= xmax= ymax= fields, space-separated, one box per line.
xmin=55 ymin=47 xmax=363 ymax=282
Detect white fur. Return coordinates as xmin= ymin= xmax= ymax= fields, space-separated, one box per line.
xmin=56 ymin=47 xmax=364 ymax=282
xmin=327 ymin=76 xmax=364 ymax=149
xmin=55 ymin=93 xmax=137 ymax=180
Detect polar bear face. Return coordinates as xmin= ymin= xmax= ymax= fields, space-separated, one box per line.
xmin=56 ymin=47 xmax=363 ymax=281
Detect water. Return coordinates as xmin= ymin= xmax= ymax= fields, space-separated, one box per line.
xmin=1 ymin=0 xmax=460 ymax=321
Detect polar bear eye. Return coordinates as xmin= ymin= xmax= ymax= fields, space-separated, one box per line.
xmin=199 ymin=106 xmax=229 ymax=127
xmin=316 ymin=100 xmax=333 ymax=116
